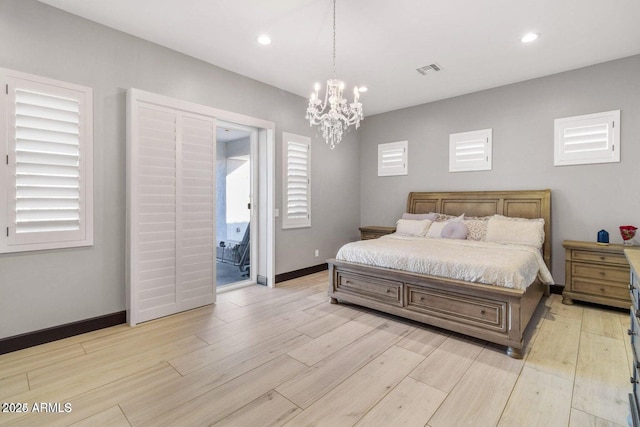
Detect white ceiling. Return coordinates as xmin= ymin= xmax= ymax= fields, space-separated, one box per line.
xmin=38 ymin=0 xmax=640 ymax=116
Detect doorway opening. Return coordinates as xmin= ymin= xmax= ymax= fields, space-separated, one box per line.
xmin=216 ymin=123 xmax=256 ymax=288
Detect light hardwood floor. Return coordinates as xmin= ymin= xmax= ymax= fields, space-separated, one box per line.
xmin=0 ymin=272 xmax=633 ymax=426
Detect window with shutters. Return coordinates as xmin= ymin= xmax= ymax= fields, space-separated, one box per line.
xmin=282 ymin=132 xmax=310 ymax=229
xmin=378 ymin=141 xmax=408 ymax=176
xmin=554 ymin=110 xmax=620 ymax=166
xmin=0 ymin=68 xmax=93 ymax=253
xmin=449 ymin=129 xmax=492 ymax=172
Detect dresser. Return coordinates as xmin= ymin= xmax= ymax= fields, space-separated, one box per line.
xmin=562 ymin=240 xmax=631 ymax=309
xmin=626 ymin=249 xmax=640 ymax=427
xmin=358 ymin=226 xmax=396 ymax=240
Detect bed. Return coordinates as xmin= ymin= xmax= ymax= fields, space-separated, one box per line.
xmin=327 ymin=189 xmax=552 ymax=358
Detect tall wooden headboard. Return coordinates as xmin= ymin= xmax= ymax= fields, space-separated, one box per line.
xmin=407 ymin=189 xmax=552 ymax=270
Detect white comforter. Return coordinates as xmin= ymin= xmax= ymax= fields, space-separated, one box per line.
xmin=336 ymin=234 xmax=555 ymax=290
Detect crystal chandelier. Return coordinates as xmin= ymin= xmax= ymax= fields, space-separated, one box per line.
xmin=305 ymin=0 xmax=363 ymax=149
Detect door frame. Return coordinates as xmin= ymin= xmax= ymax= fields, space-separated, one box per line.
xmin=210 ymin=113 xmax=275 ymax=290
xmin=216 ymin=120 xmax=258 ymax=290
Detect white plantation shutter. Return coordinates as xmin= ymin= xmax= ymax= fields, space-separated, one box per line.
xmin=554 ymin=110 xmax=620 ymax=166
xmin=127 ymin=89 xmax=216 ymax=325
xmin=282 ymin=132 xmax=310 ymax=229
xmin=180 ymin=115 xmax=215 ymax=304
xmin=0 ymin=68 xmax=93 ymax=253
xmin=378 ymin=141 xmax=408 ymax=176
xmin=133 ymin=105 xmax=178 ymax=318
xmin=449 ymin=129 xmax=492 ymax=172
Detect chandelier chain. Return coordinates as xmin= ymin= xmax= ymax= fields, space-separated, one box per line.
xmin=332 ymin=0 xmax=336 ymax=77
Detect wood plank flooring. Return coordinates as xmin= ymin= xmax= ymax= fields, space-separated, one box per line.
xmin=0 ymin=272 xmax=633 ymax=426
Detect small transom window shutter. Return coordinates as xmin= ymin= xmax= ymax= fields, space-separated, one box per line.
xmin=378 ymin=141 xmax=408 ymax=176
xmin=554 ymin=110 xmax=620 ymax=166
xmin=1 ymin=68 xmax=93 ymax=252
xmin=282 ymin=132 xmax=310 ymax=229
xmin=449 ymin=129 xmax=492 ymax=172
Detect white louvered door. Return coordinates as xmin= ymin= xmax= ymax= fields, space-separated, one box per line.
xmin=179 ymin=115 xmax=215 ymax=307
xmin=128 ymin=90 xmax=215 ymax=325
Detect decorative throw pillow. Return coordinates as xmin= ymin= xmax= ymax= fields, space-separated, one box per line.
xmin=431 ymin=213 xmax=465 ymax=222
xmin=395 ymin=219 xmax=432 ymax=237
xmin=485 ymin=215 xmax=545 ymax=248
xmin=463 ymin=218 xmax=490 ymax=241
xmin=402 ymin=212 xmax=438 ymax=221
xmin=441 ymin=222 xmax=469 ymax=239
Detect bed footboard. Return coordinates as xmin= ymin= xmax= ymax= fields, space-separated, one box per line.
xmin=328 ymin=259 xmax=545 ymax=359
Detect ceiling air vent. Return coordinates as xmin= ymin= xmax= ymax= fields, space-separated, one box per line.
xmin=417 ymin=63 xmax=442 ymax=75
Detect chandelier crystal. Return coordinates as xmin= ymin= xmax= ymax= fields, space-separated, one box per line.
xmin=305 ymin=0 xmax=363 ymax=149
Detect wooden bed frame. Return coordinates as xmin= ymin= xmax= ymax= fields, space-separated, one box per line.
xmin=327 ymin=189 xmax=552 ymax=359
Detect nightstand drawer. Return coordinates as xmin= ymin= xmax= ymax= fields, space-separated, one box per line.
xmin=571 ymin=263 xmax=630 ymax=284
xmin=633 ymin=362 xmax=640 ymax=424
xmin=572 ymin=278 xmax=631 ymax=300
xmin=631 ymin=309 xmax=640 ymax=367
xmin=632 ymin=273 xmax=640 ymax=311
xmin=571 ymin=249 xmax=628 ymax=266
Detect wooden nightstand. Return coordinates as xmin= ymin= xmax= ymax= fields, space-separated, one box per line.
xmin=562 ymin=240 xmax=635 ymax=309
xmin=358 ymin=226 xmax=396 ymax=240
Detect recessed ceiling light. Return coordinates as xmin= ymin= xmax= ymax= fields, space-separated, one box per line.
xmin=257 ymin=34 xmax=271 ymax=45
xmin=521 ymin=32 xmax=540 ymax=43
xmin=358 ymin=86 xmax=368 ymax=93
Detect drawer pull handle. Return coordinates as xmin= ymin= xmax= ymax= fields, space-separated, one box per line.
xmin=632 ymin=376 xmax=639 ymax=384
xmin=480 ymin=310 xmax=486 ymax=315
xmin=600 ymin=256 xmax=605 ymax=260
xmin=630 ymin=328 xmax=636 ymax=336
xmin=386 ymin=289 xmax=391 ymax=293
xmin=599 ymin=272 xmax=605 ymax=276
xmin=600 ymin=288 xmax=605 ymax=292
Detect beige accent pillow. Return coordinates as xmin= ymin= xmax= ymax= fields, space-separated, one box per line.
xmin=485 ymin=215 xmax=545 ymax=248
xmin=463 ymin=219 xmax=489 ymax=241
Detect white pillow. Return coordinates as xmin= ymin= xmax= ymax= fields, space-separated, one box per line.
xmin=395 ymin=219 xmax=432 ymax=237
xmin=427 ymin=214 xmax=464 ymax=238
xmin=485 ymin=215 xmax=545 ymax=248
xmin=426 ymin=221 xmax=448 ymax=238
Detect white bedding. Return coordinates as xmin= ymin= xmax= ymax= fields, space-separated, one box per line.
xmin=336 ymin=234 xmax=555 ymax=290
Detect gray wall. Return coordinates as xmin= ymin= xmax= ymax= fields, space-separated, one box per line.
xmin=359 ymin=55 xmax=640 ymax=284
xmin=277 ymin=129 xmax=361 ymax=273
xmin=0 ymin=0 xmax=361 ymax=339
